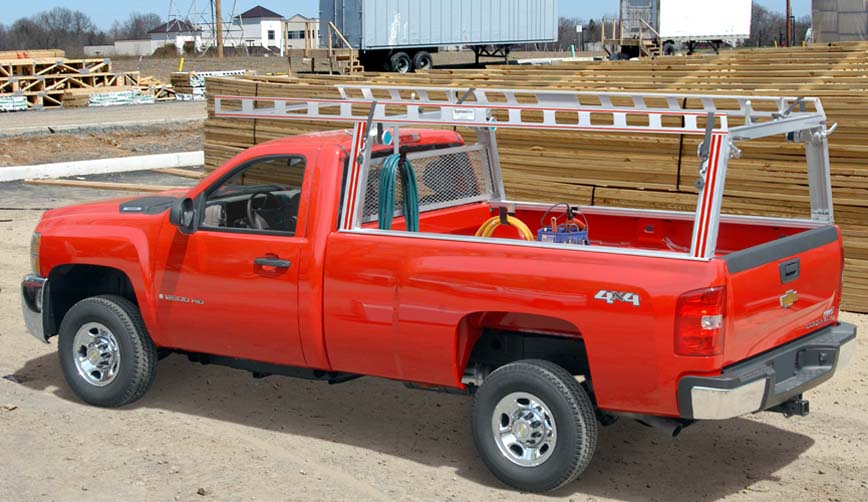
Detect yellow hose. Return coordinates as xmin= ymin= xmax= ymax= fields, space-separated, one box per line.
xmin=475 ymin=216 xmax=535 ymax=241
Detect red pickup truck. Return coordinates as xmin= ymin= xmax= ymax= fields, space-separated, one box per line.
xmin=22 ymin=86 xmax=856 ymax=492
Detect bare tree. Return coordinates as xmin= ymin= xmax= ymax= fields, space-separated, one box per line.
xmin=553 ymin=17 xmax=604 ymax=51
xmin=111 ymin=12 xmax=162 ymax=41
xmin=0 ymin=8 xmax=107 ymax=55
xmin=747 ymin=2 xmax=809 ymax=47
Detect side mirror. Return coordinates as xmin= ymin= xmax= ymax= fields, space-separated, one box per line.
xmin=168 ymin=198 xmax=198 ymax=235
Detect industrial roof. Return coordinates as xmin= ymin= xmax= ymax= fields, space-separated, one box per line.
xmin=147 ymin=19 xmax=199 ymax=34
xmin=238 ymin=6 xmax=284 ymax=19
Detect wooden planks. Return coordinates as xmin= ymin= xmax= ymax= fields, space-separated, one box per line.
xmin=203 ymin=42 xmax=868 ymax=313
xmin=24 ymin=179 xmax=177 ymax=192
xmin=0 ymin=54 xmax=171 ymax=110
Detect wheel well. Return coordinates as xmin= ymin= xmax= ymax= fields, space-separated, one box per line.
xmin=46 ymin=265 xmax=137 ymax=337
xmin=466 ymin=330 xmax=590 ymax=378
xmin=458 ymin=312 xmax=590 ymax=380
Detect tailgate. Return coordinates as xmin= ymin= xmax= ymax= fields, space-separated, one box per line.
xmin=722 ymin=225 xmax=843 ymax=365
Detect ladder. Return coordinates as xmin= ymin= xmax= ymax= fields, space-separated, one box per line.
xmin=214 ymin=85 xmax=826 ymax=140
xmin=213 ymin=84 xmax=834 ymax=259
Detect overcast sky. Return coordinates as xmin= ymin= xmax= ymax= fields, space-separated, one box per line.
xmin=2 ymin=1 xmax=813 ymax=29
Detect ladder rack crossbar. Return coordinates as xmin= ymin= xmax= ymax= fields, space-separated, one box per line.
xmin=214 ymin=85 xmax=827 ymax=138
xmin=337 ymin=85 xmax=825 ymax=121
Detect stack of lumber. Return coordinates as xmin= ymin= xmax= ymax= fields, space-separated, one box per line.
xmin=62 ymin=86 xmax=136 ymax=107
xmin=138 ymin=75 xmax=176 ymax=102
xmin=171 ymin=70 xmax=254 ymax=101
xmin=0 ymin=51 xmax=171 ymax=110
xmin=204 ymin=42 xmax=868 ymax=312
xmin=0 ymin=49 xmax=65 ymax=59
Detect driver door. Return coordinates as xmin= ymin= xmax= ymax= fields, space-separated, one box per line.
xmin=156 ymin=154 xmax=311 ymax=367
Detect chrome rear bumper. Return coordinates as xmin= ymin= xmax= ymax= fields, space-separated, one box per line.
xmin=678 ymin=322 xmax=857 ymax=420
xmin=21 ymin=274 xmax=48 ymax=343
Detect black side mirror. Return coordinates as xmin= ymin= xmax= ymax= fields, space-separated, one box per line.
xmin=169 ymin=198 xmax=198 ymax=235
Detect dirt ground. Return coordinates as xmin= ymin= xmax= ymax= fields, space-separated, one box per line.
xmin=0 ymin=124 xmax=203 ymax=167
xmin=113 ymin=51 xmax=579 ymax=83
xmin=0 ymin=167 xmax=866 ymax=501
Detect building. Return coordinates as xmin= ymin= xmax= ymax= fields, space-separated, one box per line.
xmin=812 ymin=0 xmax=868 ymax=42
xmin=286 ymin=14 xmax=320 ymax=50
xmin=84 ymin=40 xmax=165 ymax=57
xmin=147 ymin=19 xmax=203 ymax=53
xmin=84 ymin=6 xmax=320 ymax=58
xmin=236 ymin=6 xmax=286 ymax=55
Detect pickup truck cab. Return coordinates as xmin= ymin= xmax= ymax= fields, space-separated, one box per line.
xmin=22 ymin=86 xmax=856 ymax=492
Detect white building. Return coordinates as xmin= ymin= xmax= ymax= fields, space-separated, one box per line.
xmin=85 ymin=7 xmax=321 ymax=58
xmin=286 ymin=14 xmax=320 ymax=50
xmin=236 ymin=6 xmax=286 ymax=55
xmin=147 ymin=19 xmax=203 ymax=53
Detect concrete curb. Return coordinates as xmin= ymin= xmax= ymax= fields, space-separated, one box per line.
xmin=0 ymin=151 xmax=205 ymax=182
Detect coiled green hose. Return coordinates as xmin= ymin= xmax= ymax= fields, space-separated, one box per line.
xmin=378 ymin=154 xmax=420 ymax=232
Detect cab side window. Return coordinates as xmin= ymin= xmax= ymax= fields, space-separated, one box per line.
xmin=201 ymin=156 xmax=306 ymax=235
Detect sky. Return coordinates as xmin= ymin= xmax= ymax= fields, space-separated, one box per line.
xmin=1 ymin=1 xmax=813 ymax=30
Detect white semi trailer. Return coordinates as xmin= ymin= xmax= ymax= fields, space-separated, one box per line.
xmin=612 ymin=0 xmax=752 ymax=57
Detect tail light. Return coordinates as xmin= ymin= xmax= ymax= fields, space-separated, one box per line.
xmin=675 ymin=286 xmax=726 ymax=357
xmin=834 ymin=242 xmax=844 ymax=317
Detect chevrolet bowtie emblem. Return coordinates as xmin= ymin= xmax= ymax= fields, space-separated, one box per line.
xmin=780 ymin=290 xmax=799 ymax=309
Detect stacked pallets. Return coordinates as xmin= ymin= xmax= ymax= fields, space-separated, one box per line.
xmin=0 ymin=51 xmax=173 ymax=110
xmin=203 ymin=42 xmax=868 ymax=312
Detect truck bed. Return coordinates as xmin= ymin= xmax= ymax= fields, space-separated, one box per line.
xmin=347 ymin=200 xmax=843 ymax=415
xmin=363 ymin=201 xmax=817 ymax=256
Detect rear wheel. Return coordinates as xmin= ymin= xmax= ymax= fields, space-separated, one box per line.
xmin=472 ymin=360 xmax=597 ymax=492
xmin=390 ymin=52 xmax=412 ymax=73
xmin=58 ymin=295 xmax=158 ymax=407
xmin=663 ymin=41 xmax=676 ymax=56
xmin=412 ymin=51 xmax=433 ymax=71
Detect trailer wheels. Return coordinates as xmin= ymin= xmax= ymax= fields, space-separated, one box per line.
xmin=412 ymin=51 xmax=433 ymax=71
xmin=390 ymin=52 xmax=412 ymax=73
xmin=663 ymin=41 xmax=676 ymax=56
xmin=472 ymin=360 xmax=597 ymax=492
xmin=57 ymin=295 xmax=158 ymax=408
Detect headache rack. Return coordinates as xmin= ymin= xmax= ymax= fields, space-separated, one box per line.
xmin=214 ymin=85 xmax=835 ymax=261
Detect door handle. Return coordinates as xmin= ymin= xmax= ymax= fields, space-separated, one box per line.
xmin=254 ymin=257 xmax=292 ymax=269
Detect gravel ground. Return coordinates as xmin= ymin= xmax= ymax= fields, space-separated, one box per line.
xmin=0 ymin=174 xmax=866 ymax=502
xmin=112 ymin=51 xmax=582 ymax=83
xmin=0 ymin=123 xmax=203 ymax=167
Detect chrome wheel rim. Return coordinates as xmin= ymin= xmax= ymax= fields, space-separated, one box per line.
xmin=72 ymin=322 xmax=121 ymax=387
xmin=492 ymin=392 xmax=557 ymax=467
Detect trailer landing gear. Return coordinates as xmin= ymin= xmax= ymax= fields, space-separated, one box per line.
xmin=471 ymin=45 xmax=512 ymax=66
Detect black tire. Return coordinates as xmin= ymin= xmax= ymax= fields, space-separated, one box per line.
xmin=663 ymin=41 xmax=676 ymax=56
xmin=390 ymin=52 xmax=412 ymax=73
xmin=472 ymin=360 xmax=597 ymax=492
xmin=412 ymin=51 xmax=433 ymax=71
xmin=58 ymin=295 xmax=158 ymax=408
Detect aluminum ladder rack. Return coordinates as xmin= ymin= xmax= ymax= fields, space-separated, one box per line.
xmin=214 ymin=85 xmax=827 ymax=140
xmin=213 ymin=85 xmax=835 ymax=260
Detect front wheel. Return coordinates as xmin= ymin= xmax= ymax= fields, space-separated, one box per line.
xmin=472 ymin=360 xmax=597 ymax=492
xmin=58 ymin=295 xmax=158 ymax=407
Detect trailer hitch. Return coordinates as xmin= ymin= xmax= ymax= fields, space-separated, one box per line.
xmin=769 ymin=395 xmax=810 ymax=418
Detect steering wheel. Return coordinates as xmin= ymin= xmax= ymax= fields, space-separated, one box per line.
xmin=246 ymin=191 xmax=287 ymax=230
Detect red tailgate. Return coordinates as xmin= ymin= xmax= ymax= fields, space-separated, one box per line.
xmin=722 ymin=225 xmax=843 ymax=365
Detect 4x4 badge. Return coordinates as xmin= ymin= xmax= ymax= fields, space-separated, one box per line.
xmin=780 ymin=290 xmax=799 ymax=309
xmin=595 ymin=290 xmax=641 ymax=307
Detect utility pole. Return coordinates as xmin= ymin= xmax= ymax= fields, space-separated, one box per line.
xmin=215 ymin=0 xmax=224 ymax=58
xmin=785 ymin=0 xmax=791 ymax=47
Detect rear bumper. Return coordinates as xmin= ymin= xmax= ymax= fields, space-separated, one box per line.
xmin=21 ymin=274 xmax=49 ymax=344
xmin=677 ymin=322 xmax=856 ymax=420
